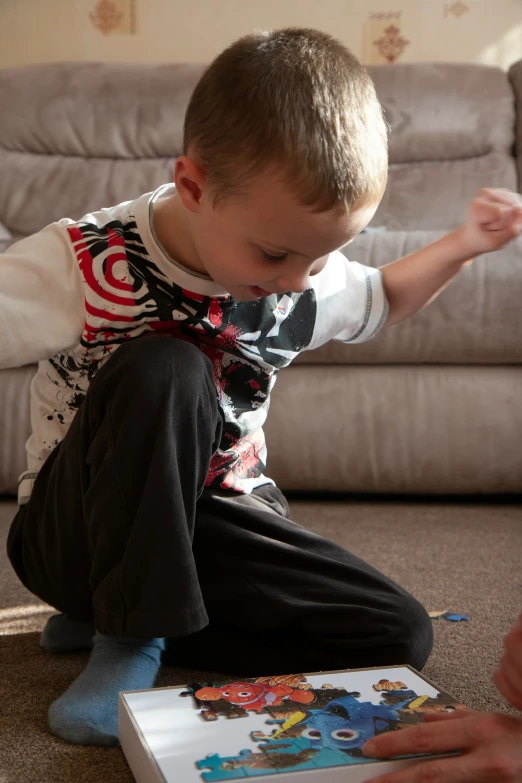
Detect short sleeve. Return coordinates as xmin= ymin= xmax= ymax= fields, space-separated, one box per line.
xmin=306 ymin=250 xmax=388 ymax=351
xmin=0 ymin=222 xmax=85 ymax=369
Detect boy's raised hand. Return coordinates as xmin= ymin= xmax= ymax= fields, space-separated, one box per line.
xmin=456 ymin=188 xmax=522 ymax=257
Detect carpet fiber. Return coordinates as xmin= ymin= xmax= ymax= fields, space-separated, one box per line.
xmin=1 ymin=497 xmax=521 ymax=783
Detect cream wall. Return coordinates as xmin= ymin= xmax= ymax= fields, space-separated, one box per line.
xmin=0 ymin=0 xmax=521 ymax=70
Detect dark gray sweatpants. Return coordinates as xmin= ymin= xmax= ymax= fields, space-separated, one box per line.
xmin=7 ymin=336 xmax=433 ymax=675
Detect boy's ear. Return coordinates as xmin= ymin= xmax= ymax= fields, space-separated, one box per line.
xmin=174 ymin=156 xmax=207 ymax=213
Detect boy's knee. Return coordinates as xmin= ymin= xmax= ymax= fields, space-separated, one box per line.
xmin=392 ymin=592 xmax=434 ymax=671
xmin=97 ymin=335 xmax=213 ymax=395
xmin=329 ymin=591 xmax=433 ymax=671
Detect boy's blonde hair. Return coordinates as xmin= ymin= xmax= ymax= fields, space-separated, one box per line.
xmin=183 ymin=27 xmax=388 ymax=212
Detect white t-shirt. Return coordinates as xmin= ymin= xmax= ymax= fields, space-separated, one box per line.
xmin=0 ymin=185 xmax=388 ymax=504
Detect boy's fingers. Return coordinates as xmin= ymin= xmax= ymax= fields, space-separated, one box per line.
xmin=470 ymin=189 xmax=522 ymax=238
xmin=483 ymin=208 xmax=522 ymax=234
xmin=472 ymin=200 xmax=513 ymax=230
xmin=480 ymin=188 xmax=522 ymax=208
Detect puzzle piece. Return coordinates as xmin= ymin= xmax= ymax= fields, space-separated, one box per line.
xmin=201 ymin=705 xmax=247 ymax=721
xmin=262 ymin=686 xmax=350 ymax=728
xmin=406 ymin=695 xmax=430 ymax=710
xmin=197 ymin=752 xmax=250 ymax=781
xmin=254 ymin=674 xmax=310 ymax=689
xmin=182 ymin=685 xmax=249 ymax=721
xmin=429 ymin=610 xmax=470 ymax=622
xmin=411 ymin=692 xmax=466 ymax=713
xmin=378 ymin=689 xmax=420 ymax=706
xmin=428 ymin=609 xmax=449 ymax=619
xmin=197 ymin=749 xmax=282 ymax=781
xmin=379 ymin=689 xmax=465 ymax=724
xmin=301 ymin=747 xmax=370 ymax=769
xmin=258 ymin=738 xmax=365 ymax=772
xmin=185 ymin=680 xmax=349 ymax=723
xmin=258 ymin=738 xmax=322 ymax=773
xmin=374 ymin=679 xmax=408 ymax=692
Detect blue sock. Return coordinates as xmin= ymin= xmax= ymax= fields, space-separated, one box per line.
xmin=48 ymin=632 xmax=165 ymax=746
xmin=40 ymin=614 xmax=94 ymax=653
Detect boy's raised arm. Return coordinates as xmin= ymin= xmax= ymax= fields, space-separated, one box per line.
xmin=381 ymin=188 xmax=522 ymax=327
xmin=0 ymin=225 xmax=85 ymax=369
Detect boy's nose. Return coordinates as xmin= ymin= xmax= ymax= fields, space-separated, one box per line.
xmin=275 ymin=266 xmax=312 ymax=294
xmin=275 ymin=255 xmax=328 ymax=293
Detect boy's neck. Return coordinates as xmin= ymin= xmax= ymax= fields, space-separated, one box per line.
xmin=152 ymin=192 xmax=209 ymax=278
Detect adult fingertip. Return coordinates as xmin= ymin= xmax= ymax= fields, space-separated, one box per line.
xmin=493 ymin=668 xmax=505 ymax=689
xmin=362 ymin=739 xmax=377 ymax=757
xmin=422 ymin=710 xmax=453 ymax=720
xmin=423 ymin=708 xmax=472 ymax=722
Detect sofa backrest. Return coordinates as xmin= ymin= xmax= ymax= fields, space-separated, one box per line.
xmin=368 ymin=62 xmax=518 ymax=230
xmin=0 ymin=59 xmax=520 ymax=242
xmin=0 ymin=62 xmax=204 ymax=243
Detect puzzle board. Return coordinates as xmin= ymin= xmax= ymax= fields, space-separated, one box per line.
xmin=119 ymin=665 xmax=464 ymax=783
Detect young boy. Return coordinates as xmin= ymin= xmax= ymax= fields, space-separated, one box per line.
xmin=2 ymin=28 xmax=521 ymax=749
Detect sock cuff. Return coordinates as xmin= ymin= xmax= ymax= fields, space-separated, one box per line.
xmin=93 ymin=632 xmax=165 ymax=651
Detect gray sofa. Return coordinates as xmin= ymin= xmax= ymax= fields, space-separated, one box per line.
xmin=1 ymin=60 xmax=521 ymax=496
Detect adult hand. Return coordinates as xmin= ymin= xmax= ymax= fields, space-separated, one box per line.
xmin=362 ymin=709 xmax=522 ymax=782
xmin=494 ymin=611 xmax=522 ymax=710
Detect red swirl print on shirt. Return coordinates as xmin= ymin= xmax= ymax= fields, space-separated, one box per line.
xmin=43 ymin=219 xmax=315 ymax=493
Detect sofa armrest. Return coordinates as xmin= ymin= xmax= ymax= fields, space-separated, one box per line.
xmin=509 ymin=59 xmax=522 ymax=192
xmin=0 ymin=366 xmax=34 ymax=496
xmin=0 ymin=221 xmax=13 ymax=253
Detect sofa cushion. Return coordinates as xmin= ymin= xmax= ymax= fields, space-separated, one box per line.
xmin=3 ymin=363 xmax=520 ymax=495
xmin=265 ymin=364 xmax=522 ymax=493
xmin=0 ymin=150 xmax=176 ymax=238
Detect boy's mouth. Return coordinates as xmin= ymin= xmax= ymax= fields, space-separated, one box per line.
xmin=250 ymin=286 xmax=272 ymax=298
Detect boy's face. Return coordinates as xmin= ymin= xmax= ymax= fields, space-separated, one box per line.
xmin=175 ymin=161 xmax=379 ymax=301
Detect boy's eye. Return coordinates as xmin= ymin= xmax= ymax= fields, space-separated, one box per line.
xmin=261 ymin=250 xmax=288 ymax=262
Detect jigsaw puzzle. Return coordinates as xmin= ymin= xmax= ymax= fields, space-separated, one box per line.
xmin=186 ymin=674 xmax=464 ymax=781
xmin=119 ymin=665 xmax=466 ymax=782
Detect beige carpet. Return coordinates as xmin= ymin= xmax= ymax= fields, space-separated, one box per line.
xmin=1 ymin=497 xmax=521 ymax=783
